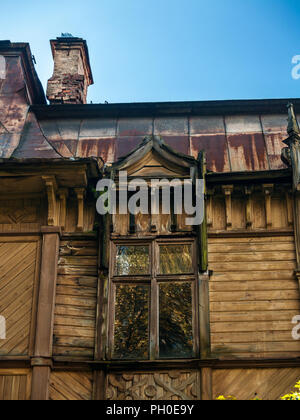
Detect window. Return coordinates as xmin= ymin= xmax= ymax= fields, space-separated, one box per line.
xmin=109 ymin=239 xmax=198 ymax=360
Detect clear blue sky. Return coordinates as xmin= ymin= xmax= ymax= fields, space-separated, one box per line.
xmin=2 ymin=0 xmax=300 ymax=103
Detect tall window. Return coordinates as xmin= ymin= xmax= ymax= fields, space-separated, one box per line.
xmin=108 ymin=239 xmax=198 ymax=360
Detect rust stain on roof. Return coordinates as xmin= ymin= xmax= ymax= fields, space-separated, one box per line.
xmin=77 ymin=138 xmax=116 ymax=163
xmin=116 ymin=136 xmax=143 ymax=160
xmin=191 ymin=135 xmax=231 ymax=173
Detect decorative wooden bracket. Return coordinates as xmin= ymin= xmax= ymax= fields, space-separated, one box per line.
xmin=74 ymin=188 xmax=85 ymax=232
xmin=42 ymin=176 xmax=59 ymax=226
xmin=263 ymin=184 xmax=274 ymax=229
xmin=244 ymin=186 xmax=254 ymax=229
xmin=222 ymin=185 xmax=234 ymax=230
xmin=58 ymin=188 xmax=68 ymax=231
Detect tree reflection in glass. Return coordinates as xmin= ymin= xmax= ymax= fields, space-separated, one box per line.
xmin=159 ymin=245 xmax=193 ymax=274
xmin=114 ymin=285 xmax=149 ymax=359
xmin=159 ymin=282 xmax=194 ymax=359
xmin=115 ymin=246 xmax=150 ymax=276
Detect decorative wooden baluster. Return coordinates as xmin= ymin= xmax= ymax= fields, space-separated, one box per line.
xmin=245 ymin=186 xmax=253 ymax=230
xmin=150 ymin=186 xmax=159 ymax=233
xmin=263 ymin=184 xmax=274 ymax=229
xmin=58 ymin=188 xmax=68 ymax=231
xmin=74 ymin=188 xmax=85 ymax=232
xmin=222 ymin=185 xmax=234 ymax=231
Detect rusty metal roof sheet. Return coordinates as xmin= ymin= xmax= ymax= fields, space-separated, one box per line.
xmin=1 ymin=99 xmax=299 ymax=173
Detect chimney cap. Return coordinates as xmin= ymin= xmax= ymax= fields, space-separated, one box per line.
xmin=50 ymin=36 xmax=94 ymax=85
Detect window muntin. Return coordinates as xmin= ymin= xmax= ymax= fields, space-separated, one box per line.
xmin=110 ymin=239 xmax=197 ymax=360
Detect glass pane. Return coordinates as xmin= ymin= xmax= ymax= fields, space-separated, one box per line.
xmin=159 ymin=282 xmax=194 ymax=359
xmin=114 ymin=285 xmax=149 ymax=359
xmin=115 ymin=245 xmax=150 ymax=276
xmin=159 ymin=244 xmax=193 ymax=275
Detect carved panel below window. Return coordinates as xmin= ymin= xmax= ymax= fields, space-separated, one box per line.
xmin=106 ymin=371 xmax=199 ymax=400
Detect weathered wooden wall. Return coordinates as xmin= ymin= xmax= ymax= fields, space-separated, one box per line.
xmin=53 ymin=237 xmax=98 ymax=359
xmin=0 ymin=237 xmax=40 ymax=357
xmin=0 ymin=369 xmax=32 ymax=401
xmin=209 ymin=235 xmax=300 ymax=359
xmin=49 ymin=371 xmax=93 ymax=401
xmin=213 ymin=368 xmax=300 ymax=400
xmin=0 ymin=174 xmax=300 ymax=400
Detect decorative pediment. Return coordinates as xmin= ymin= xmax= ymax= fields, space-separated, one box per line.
xmin=110 ymin=136 xmax=198 ymax=180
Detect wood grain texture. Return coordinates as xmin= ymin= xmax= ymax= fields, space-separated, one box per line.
xmin=53 ymin=239 xmax=98 ymax=359
xmin=106 ymin=371 xmax=200 ymax=400
xmin=209 ymin=235 xmax=300 ymax=359
xmin=213 ymin=368 xmax=300 ymax=400
xmin=0 ymin=239 xmax=40 ymax=356
xmin=49 ymin=371 xmax=93 ymax=400
xmin=0 ymin=369 xmax=31 ymax=400
xmin=207 ymin=186 xmax=292 ymax=232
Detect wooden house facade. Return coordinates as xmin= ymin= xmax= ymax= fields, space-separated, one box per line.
xmin=0 ymin=37 xmax=300 ymax=400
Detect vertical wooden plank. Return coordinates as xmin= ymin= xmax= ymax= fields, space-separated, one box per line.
xmin=34 ymin=228 xmax=60 ymax=356
xmin=31 ymin=226 xmax=60 ymax=400
xmin=197 ymin=151 xmax=208 ymax=272
xmin=31 ymin=367 xmax=51 ymax=401
xmin=201 ymin=368 xmax=212 ymax=400
xmin=199 ymin=273 xmax=211 ymax=359
xmin=93 ymin=370 xmax=106 ymax=400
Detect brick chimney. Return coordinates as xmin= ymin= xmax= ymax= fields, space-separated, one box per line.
xmin=47 ymin=36 xmax=93 ymax=105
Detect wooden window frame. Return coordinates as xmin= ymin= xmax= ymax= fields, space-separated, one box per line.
xmin=107 ymin=237 xmax=199 ymax=361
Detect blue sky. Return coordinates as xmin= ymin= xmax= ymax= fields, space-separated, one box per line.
xmin=2 ymin=0 xmax=300 ymax=103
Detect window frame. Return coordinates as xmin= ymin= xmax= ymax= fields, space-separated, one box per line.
xmin=108 ymin=238 xmax=199 ymax=361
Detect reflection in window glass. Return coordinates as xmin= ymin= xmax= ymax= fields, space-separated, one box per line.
xmin=114 ymin=285 xmax=149 ymax=359
xmin=159 ymin=245 xmax=193 ymax=274
xmin=115 ymin=245 xmax=150 ymax=276
xmin=159 ymin=283 xmax=194 ymax=359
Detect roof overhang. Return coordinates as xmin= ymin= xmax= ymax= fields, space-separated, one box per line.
xmin=31 ymin=98 xmax=300 ymax=120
